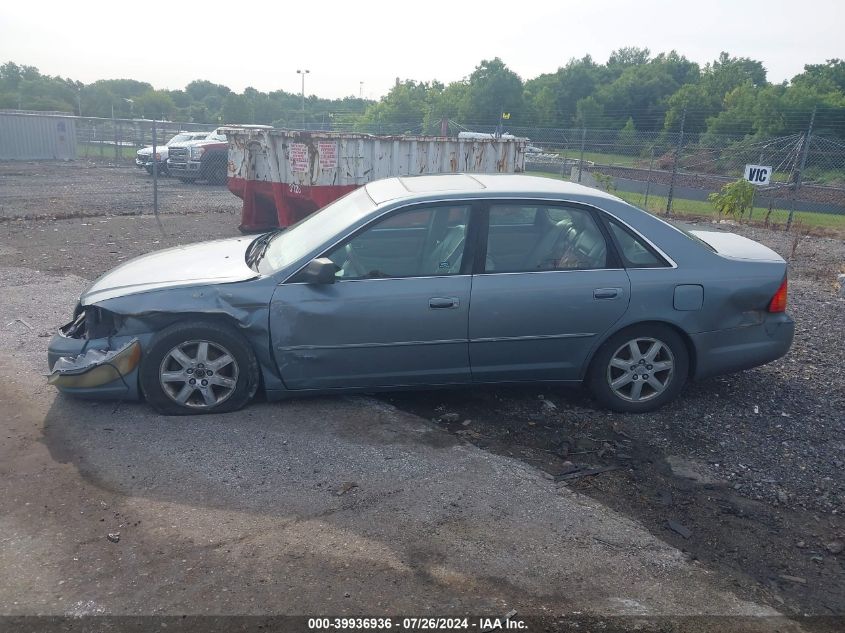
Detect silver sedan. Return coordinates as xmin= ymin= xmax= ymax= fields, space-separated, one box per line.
xmin=48 ymin=174 xmax=794 ymax=414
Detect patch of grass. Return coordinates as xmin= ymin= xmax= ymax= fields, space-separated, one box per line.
xmin=548 ymin=149 xmax=644 ymax=167
xmin=78 ymin=143 xmax=138 ymax=160
xmin=616 ymin=191 xmax=845 ymax=232
xmin=532 ymin=171 xmax=845 ymax=233
xmin=542 ymin=149 xmax=845 ymax=185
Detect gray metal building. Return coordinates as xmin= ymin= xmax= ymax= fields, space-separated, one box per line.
xmin=0 ymin=111 xmax=77 ymax=160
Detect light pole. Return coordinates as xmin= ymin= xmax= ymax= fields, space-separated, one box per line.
xmin=297 ymin=69 xmax=310 ymax=129
xmin=359 ymin=81 xmax=363 ymax=98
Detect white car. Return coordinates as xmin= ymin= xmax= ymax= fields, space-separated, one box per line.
xmin=135 ymin=131 xmax=210 ymax=175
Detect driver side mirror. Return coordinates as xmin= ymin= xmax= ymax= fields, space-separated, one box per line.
xmin=296 ymin=257 xmax=338 ymax=284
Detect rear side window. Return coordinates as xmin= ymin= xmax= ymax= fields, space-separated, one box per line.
xmin=485 ymin=204 xmax=608 ymax=272
xmin=607 ymin=220 xmax=668 ymax=268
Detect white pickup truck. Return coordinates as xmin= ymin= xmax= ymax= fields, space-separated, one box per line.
xmin=135 ymin=131 xmax=210 ymax=175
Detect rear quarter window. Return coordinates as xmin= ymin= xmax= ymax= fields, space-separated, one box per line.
xmin=607 ymin=220 xmax=669 ymax=268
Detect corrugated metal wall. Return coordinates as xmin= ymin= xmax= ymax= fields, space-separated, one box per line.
xmin=0 ymin=113 xmax=77 ymax=160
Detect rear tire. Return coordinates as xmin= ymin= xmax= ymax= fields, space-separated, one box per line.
xmin=139 ymin=321 xmax=259 ymax=415
xmin=587 ymin=324 xmax=688 ymax=413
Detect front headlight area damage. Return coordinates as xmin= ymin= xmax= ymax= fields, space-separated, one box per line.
xmin=47 ymin=305 xmax=145 ymax=400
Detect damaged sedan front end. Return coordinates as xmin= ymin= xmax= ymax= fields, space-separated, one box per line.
xmin=46 ymin=235 xmax=282 ymax=411
xmin=47 ymin=305 xmax=146 ymax=399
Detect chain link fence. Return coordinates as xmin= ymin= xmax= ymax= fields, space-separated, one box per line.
xmin=1 ymin=111 xmax=844 ymax=235
xmin=73 ymin=117 xmax=217 ymax=162
xmin=459 ymin=122 xmax=845 ymax=233
xmin=0 ymin=113 xmax=233 ymax=225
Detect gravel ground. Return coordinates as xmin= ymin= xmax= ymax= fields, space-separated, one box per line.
xmin=0 ymin=162 xmax=843 ymax=619
xmin=0 ymin=161 xmax=238 ymax=221
xmin=387 ymin=219 xmax=845 ymax=616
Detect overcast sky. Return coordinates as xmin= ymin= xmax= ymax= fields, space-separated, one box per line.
xmin=1 ymin=0 xmax=842 ymax=99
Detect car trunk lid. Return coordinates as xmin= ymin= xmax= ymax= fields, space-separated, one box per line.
xmin=689 ymin=230 xmax=784 ymax=262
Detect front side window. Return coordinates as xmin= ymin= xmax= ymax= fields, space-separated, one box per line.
xmin=485 ymin=205 xmax=608 ymax=272
xmin=327 ymin=205 xmax=470 ymax=280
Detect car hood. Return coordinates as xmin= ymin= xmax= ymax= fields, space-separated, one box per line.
xmin=174 ymin=138 xmax=214 ymax=148
xmin=136 ymin=146 xmax=169 ymax=157
xmin=81 ymin=236 xmax=259 ymax=305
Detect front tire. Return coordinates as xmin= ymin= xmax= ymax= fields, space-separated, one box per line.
xmin=587 ymin=324 xmax=688 ymax=413
xmin=139 ymin=321 xmax=259 ymax=415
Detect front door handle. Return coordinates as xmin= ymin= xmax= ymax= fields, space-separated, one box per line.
xmin=429 ymin=297 xmax=459 ymax=309
xmin=593 ymin=287 xmax=621 ymax=300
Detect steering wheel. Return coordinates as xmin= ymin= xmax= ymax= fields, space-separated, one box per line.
xmin=343 ymin=243 xmax=368 ymax=278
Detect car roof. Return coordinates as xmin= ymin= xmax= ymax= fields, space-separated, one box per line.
xmin=365 ymin=173 xmax=621 ymax=205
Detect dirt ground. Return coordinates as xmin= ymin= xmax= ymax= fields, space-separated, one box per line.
xmin=0 ymin=160 xmax=236 ymax=221
xmin=1 ymin=162 xmax=844 ymax=626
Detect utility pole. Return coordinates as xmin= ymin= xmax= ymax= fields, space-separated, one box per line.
xmin=496 ymin=105 xmax=504 ymax=138
xmin=577 ymin=127 xmax=586 ymax=183
xmin=152 ymin=118 xmax=158 ymax=216
xmin=644 ymin=146 xmax=655 ymax=209
xmin=666 ymin=107 xmax=686 ymax=215
xmin=786 ymin=107 xmax=815 ymax=231
xmin=297 ymin=69 xmax=310 ymax=129
xmin=112 ymin=102 xmax=118 ymax=161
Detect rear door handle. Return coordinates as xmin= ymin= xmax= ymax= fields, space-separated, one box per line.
xmin=429 ymin=297 xmax=459 ymax=309
xmin=593 ymin=287 xmax=621 ymax=300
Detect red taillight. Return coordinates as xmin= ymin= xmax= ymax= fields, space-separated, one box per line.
xmin=768 ymin=277 xmax=788 ymax=313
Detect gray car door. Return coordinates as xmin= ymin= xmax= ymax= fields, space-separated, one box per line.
xmin=270 ymin=204 xmax=474 ymax=390
xmin=469 ymin=202 xmax=630 ymax=382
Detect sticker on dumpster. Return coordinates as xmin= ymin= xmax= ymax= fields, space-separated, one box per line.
xmin=318 ymin=142 xmax=338 ymax=169
xmin=289 ymin=143 xmax=309 ymax=173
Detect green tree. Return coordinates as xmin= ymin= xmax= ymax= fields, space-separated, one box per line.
xmin=617 ymin=117 xmax=637 ymax=154
xmin=0 ymin=61 xmax=40 ymax=91
xmin=358 ymin=80 xmax=430 ymax=131
xmin=186 ymin=79 xmax=231 ymax=102
xmin=607 ymin=47 xmax=651 ymax=77
xmin=460 ymin=58 xmax=523 ymax=124
xmin=708 ymin=178 xmax=755 ymax=218
xmin=575 ymin=95 xmax=605 ymax=127
xmin=426 ymin=80 xmax=468 ymax=131
xmin=222 ymin=93 xmax=254 ymax=124
xmin=703 ymin=52 xmax=767 ymax=97
xmin=18 ymin=77 xmax=76 ymax=112
xmin=135 ymin=90 xmax=176 ymax=119
xmin=524 ymin=55 xmax=604 ymax=127
xmin=91 ymin=78 xmax=153 ymax=100
xmin=81 ymin=84 xmax=118 ymax=118
xmin=597 ymin=51 xmax=699 ymax=131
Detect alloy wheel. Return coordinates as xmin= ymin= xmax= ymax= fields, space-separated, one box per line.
xmin=158 ymin=339 xmax=239 ymax=409
xmin=606 ymin=337 xmax=674 ymax=403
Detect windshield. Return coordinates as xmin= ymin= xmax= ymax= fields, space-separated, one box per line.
xmin=257 ymin=186 xmax=376 ymax=275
